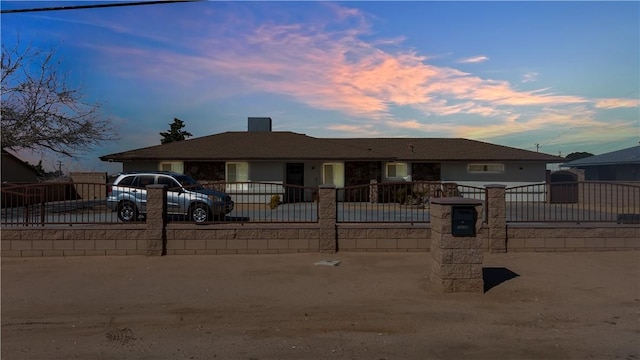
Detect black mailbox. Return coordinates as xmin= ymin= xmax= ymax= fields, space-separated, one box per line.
xmin=451 ymin=206 xmax=477 ymax=237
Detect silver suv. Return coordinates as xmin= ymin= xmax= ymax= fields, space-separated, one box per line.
xmin=107 ymin=172 xmax=234 ymax=223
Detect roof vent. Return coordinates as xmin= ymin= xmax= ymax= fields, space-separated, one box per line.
xmin=248 ymin=117 xmax=272 ymax=132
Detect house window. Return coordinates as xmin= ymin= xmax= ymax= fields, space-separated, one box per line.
xmin=386 ymin=162 xmax=408 ymax=178
xmin=159 ymin=161 xmax=183 ymax=174
xmin=467 ymin=163 xmax=505 ymax=173
xmin=322 ymin=163 xmax=344 ymax=188
xmin=226 ymin=162 xmax=249 ymax=182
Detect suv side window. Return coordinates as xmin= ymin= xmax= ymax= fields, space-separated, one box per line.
xmin=157 ymin=176 xmax=181 ymax=189
xmin=133 ymin=175 xmax=156 ymax=189
xmin=117 ymin=175 xmax=135 ymax=187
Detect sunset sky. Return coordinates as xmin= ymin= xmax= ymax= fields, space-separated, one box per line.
xmin=2 ymin=1 xmax=639 ymax=173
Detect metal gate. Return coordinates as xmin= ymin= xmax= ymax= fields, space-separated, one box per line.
xmin=549 ymin=171 xmax=578 ymax=204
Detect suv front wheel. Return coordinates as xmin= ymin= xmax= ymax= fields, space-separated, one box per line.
xmin=189 ymin=203 xmax=210 ymax=224
xmin=117 ymin=201 xmax=139 ymax=222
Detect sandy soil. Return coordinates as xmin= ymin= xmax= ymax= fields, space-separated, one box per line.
xmin=2 ymin=251 xmax=639 ymax=360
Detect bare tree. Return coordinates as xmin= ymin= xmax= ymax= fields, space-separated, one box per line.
xmin=1 ymin=41 xmax=118 ymax=156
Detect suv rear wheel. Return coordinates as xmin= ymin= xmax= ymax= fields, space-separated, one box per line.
xmin=189 ymin=203 xmax=210 ymax=224
xmin=117 ymin=201 xmax=139 ymax=222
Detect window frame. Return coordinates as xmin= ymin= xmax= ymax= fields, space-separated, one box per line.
xmin=322 ymin=162 xmax=345 ymax=188
xmin=159 ymin=161 xmax=184 ymax=174
xmin=226 ymin=162 xmax=249 ymax=182
xmin=467 ymin=163 xmax=505 ymax=174
xmin=385 ymin=162 xmax=408 ymax=179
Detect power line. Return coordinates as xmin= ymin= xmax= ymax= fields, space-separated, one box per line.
xmin=1 ymin=1 xmax=202 ymax=14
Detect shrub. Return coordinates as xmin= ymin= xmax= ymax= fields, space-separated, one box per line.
xmin=269 ymin=195 xmax=281 ymax=209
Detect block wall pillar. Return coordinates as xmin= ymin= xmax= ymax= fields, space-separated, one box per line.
xmin=486 ymin=184 xmax=506 ymax=253
xmin=318 ymin=185 xmax=337 ymax=253
xmin=145 ymin=184 xmax=167 ymax=256
xmin=430 ymin=197 xmax=484 ymax=293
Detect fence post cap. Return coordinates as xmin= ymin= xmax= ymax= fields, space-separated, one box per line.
xmin=430 ymin=197 xmax=483 ymax=206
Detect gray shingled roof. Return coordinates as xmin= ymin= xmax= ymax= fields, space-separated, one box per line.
xmin=100 ymin=131 xmax=565 ymax=163
xmin=562 ymin=146 xmax=640 ymax=167
xmin=326 ymin=138 xmax=563 ymax=161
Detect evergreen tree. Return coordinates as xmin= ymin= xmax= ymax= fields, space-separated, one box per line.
xmin=565 ymin=152 xmax=594 ymax=161
xmin=159 ymin=118 xmax=193 ymax=144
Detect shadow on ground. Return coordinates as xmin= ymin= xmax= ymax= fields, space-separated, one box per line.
xmin=483 ymin=267 xmax=520 ymax=293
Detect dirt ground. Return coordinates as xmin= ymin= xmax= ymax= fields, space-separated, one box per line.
xmin=2 ymin=251 xmax=639 ymax=360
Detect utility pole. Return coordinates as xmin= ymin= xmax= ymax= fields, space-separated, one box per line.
xmin=535 ymin=144 xmax=540 ymax=152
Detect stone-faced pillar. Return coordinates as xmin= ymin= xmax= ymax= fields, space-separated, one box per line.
xmin=318 ymin=185 xmax=337 ymax=253
xmin=145 ymin=184 xmax=167 ymax=256
xmin=430 ymin=197 xmax=484 ymax=293
xmin=485 ymin=184 xmax=506 ymax=253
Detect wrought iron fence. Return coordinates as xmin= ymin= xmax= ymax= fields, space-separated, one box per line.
xmin=1 ymin=181 xmax=319 ymax=226
xmin=505 ymin=181 xmax=640 ymax=223
xmin=337 ymin=181 xmax=486 ymax=223
xmin=173 ymin=181 xmax=319 ymax=223
xmin=1 ymin=182 xmax=115 ymax=226
xmin=11 ymin=179 xmax=635 ymax=226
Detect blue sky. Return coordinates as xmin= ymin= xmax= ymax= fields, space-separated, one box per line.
xmin=2 ymin=1 xmax=639 ymax=173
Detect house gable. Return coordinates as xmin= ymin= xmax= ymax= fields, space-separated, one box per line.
xmin=1 ymin=150 xmax=39 ymax=183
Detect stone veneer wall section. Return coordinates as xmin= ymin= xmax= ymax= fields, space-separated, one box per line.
xmin=507 ymin=224 xmax=640 ymax=252
xmin=336 ymin=224 xmax=430 ymax=252
xmin=3 ymin=223 xmax=638 ymax=257
xmin=1 ymin=226 xmax=149 ymax=257
xmin=165 ymin=224 xmax=321 ymax=255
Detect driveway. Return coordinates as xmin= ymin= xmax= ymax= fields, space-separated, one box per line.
xmin=2 ymin=251 xmax=639 ymax=359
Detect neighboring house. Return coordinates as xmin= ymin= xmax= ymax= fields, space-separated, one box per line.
xmin=1 ymin=149 xmax=40 ymax=183
xmin=100 ymin=117 xmax=564 ymax=198
xmin=561 ymin=145 xmax=640 ymax=181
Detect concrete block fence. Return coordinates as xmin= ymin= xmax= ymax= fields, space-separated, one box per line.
xmin=506 ymin=224 xmax=640 ymax=252
xmin=1 ymin=184 xmax=638 ymax=257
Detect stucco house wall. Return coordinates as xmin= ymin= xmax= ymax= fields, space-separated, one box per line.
xmin=441 ymin=162 xmax=546 ymax=187
xmin=119 ymin=159 xmax=550 ymax=191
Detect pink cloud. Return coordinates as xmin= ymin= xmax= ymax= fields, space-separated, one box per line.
xmin=595 ymin=98 xmax=640 ymax=109
xmin=89 ymin=3 xmax=639 ymax=132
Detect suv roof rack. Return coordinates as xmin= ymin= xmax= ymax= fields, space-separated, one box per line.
xmin=118 ymin=171 xmax=183 ymax=176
